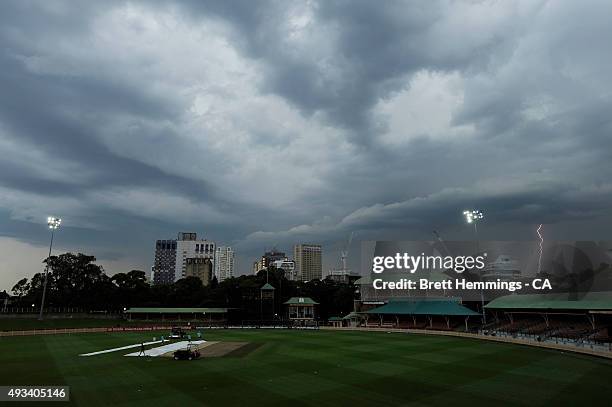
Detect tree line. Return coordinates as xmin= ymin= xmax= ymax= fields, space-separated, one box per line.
xmin=9 ymin=252 xmax=356 ymax=320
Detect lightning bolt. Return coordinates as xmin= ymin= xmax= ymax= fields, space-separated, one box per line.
xmin=536 ymin=224 xmax=543 ymax=273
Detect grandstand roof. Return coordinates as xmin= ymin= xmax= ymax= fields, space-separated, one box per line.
xmin=260 ymin=283 xmax=276 ymax=291
xmin=366 ymin=299 xmax=479 ymax=316
xmin=284 ymin=297 xmax=319 ymax=305
xmin=124 ymin=307 xmax=229 ymax=314
xmin=342 ymin=312 xmax=363 ymax=320
xmin=354 ymin=275 xmax=372 ymax=285
xmin=485 ymin=292 xmax=612 ymax=311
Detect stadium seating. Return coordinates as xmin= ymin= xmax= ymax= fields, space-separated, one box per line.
xmin=590 ymin=327 xmax=612 ymax=343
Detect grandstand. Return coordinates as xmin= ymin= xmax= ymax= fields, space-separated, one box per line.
xmin=484 ymin=292 xmax=612 ymax=346
xmin=354 ymin=273 xmax=485 ymax=332
xmin=362 ymin=298 xmax=479 ymax=331
xmin=353 ymin=272 xmax=612 ymax=351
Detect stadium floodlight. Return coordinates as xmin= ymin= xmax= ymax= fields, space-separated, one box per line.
xmin=48 ymin=216 xmax=61 ymax=229
xmin=463 ymin=209 xmax=484 ymax=239
xmin=39 ymin=216 xmax=61 ymax=320
xmin=462 ymin=209 xmax=487 ymax=323
xmin=463 ymin=210 xmax=483 ymax=224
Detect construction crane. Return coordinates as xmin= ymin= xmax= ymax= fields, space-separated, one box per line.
xmin=340 ymin=232 xmax=354 ymax=273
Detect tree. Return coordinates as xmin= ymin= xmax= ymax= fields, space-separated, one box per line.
xmin=45 ymin=253 xmax=107 ymax=309
xmin=168 ymin=277 xmax=205 ymax=306
xmin=112 ymin=270 xmax=147 ymax=290
xmin=11 ymin=278 xmax=30 ymax=300
xmin=7 ymin=251 xmax=358 ymax=318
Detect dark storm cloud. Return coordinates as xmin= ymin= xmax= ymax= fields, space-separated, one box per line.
xmin=0 ymin=24 xmax=234 ymax=213
xmin=1 ymin=0 xmax=612 ymax=289
xmin=174 ymin=0 xmax=524 ymax=143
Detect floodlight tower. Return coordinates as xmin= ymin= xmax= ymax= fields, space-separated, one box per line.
xmin=462 ymin=210 xmax=486 ymax=323
xmin=38 ymin=216 xmax=61 ymax=320
xmin=463 ymin=210 xmax=484 ymax=237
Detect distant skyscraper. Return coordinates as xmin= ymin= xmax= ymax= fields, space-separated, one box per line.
xmin=152 ymin=239 xmax=177 ymax=284
xmin=272 ymin=259 xmax=296 ymax=281
xmin=185 ymin=258 xmax=213 ymax=286
xmin=152 ymin=232 xmax=215 ymax=284
xmin=214 ymin=246 xmax=234 ymax=282
xmin=293 ymin=244 xmax=322 ymax=282
xmin=252 ymin=249 xmax=286 ymax=274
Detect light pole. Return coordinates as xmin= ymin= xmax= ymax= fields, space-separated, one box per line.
xmin=463 ymin=210 xmax=483 ymax=242
xmin=463 ymin=210 xmax=486 ymax=323
xmin=39 ymin=216 xmax=61 ymax=320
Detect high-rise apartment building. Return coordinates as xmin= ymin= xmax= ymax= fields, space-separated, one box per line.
xmin=152 ymin=232 xmax=215 ymax=284
xmin=152 ymin=239 xmax=177 ymax=284
xmin=293 ymin=244 xmax=322 ymax=282
xmin=214 ymin=246 xmax=234 ymax=282
xmin=252 ymin=260 xmax=262 ymax=275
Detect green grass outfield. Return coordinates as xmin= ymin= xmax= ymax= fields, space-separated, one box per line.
xmin=1 ymin=329 xmax=612 ymax=406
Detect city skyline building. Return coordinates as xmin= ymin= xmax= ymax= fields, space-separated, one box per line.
xmin=252 ymin=249 xmax=286 ymax=274
xmin=152 ymin=232 xmax=215 ymax=284
xmin=271 ymin=259 xmax=297 ymax=281
xmin=294 ymin=244 xmax=322 ymax=282
xmin=185 ymin=257 xmax=213 ymax=285
xmin=214 ymin=246 xmax=235 ymax=282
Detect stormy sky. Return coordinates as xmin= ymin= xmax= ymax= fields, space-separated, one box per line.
xmin=1 ymin=0 xmax=612 ymax=291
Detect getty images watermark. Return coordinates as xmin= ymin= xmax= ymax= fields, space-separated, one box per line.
xmin=361 ymin=240 xmax=612 ymax=301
